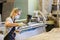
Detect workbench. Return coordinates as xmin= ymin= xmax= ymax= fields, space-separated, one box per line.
xmin=15 ymin=22 xmax=46 ymax=40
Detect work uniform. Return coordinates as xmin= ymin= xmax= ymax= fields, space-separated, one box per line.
xmin=5 ymin=17 xmax=14 ymax=35
xmin=4 ymin=17 xmax=16 ymax=40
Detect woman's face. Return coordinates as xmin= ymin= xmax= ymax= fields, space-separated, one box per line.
xmin=14 ymin=10 xmax=22 ymax=19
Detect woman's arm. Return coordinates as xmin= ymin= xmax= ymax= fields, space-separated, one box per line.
xmin=5 ymin=20 xmax=25 ymax=28
xmin=5 ymin=20 xmax=19 ymax=27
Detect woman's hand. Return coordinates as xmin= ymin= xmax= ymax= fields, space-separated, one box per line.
xmin=18 ymin=22 xmax=26 ymax=27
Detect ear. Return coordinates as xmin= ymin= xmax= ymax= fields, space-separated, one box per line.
xmin=15 ymin=10 xmax=17 ymax=13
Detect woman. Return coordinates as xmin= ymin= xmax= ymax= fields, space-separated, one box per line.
xmin=4 ymin=8 xmax=24 ymax=40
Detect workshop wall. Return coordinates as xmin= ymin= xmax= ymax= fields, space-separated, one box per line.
xmin=14 ymin=0 xmax=39 ymax=19
xmin=28 ymin=0 xmax=39 ymax=15
xmin=14 ymin=0 xmax=28 ymax=19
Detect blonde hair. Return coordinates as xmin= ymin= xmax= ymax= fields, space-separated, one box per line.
xmin=10 ymin=8 xmax=21 ymax=18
